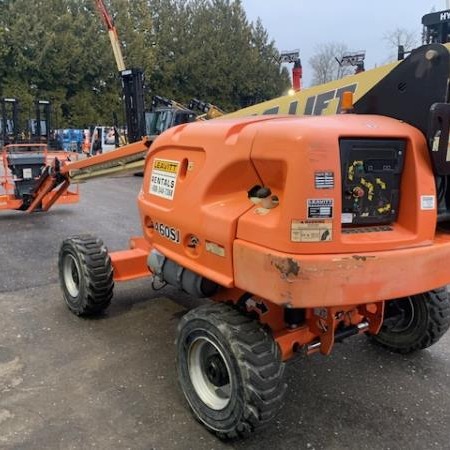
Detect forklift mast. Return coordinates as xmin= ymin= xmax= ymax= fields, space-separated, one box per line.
xmin=1 ymin=98 xmax=20 ymax=145
xmin=33 ymin=100 xmax=51 ymax=143
xmin=121 ymin=68 xmax=146 ymax=143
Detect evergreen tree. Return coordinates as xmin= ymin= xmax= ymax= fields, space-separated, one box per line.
xmin=0 ymin=0 xmax=290 ymax=126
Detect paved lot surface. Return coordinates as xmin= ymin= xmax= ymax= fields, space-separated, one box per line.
xmin=1 ymin=175 xmax=450 ymax=450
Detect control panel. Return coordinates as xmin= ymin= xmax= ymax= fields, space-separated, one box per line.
xmin=340 ymin=139 xmax=405 ymax=225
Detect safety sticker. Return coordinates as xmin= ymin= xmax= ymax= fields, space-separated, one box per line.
xmin=206 ymin=241 xmax=225 ymax=257
xmin=150 ymin=159 xmax=180 ymax=200
xmin=291 ymin=220 xmax=332 ymax=242
xmin=307 ymin=199 xmax=333 ymax=219
xmin=421 ymin=195 xmax=435 ymax=210
xmin=315 ymin=171 xmax=334 ymax=189
xmin=341 ymin=212 xmax=354 ymax=224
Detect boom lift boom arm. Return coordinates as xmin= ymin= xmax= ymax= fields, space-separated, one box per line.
xmin=94 ymin=0 xmax=126 ymax=72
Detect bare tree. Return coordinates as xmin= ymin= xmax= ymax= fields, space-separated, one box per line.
xmin=383 ymin=27 xmax=420 ymax=61
xmin=308 ymin=42 xmax=353 ymax=86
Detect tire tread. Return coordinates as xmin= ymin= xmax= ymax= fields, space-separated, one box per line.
xmin=59 ymin=234 xmax=114 ymax=316
xmin=372 ymin=287 xmax=450 ymax=354
xmin=177 ymin=302 xmax=286 ymax=439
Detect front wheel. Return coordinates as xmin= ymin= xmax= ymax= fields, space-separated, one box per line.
xmin=58 ymin=235 xmax=114 ymax=316
xmin=176 ymin=303 xmax=286 ymax=439
xmin=371 ymin=287 xmax=450 ymax=354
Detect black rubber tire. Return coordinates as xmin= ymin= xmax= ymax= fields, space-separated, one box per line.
xmin=58 ymin=235 xmax=114 ymax=316
xmin=176 ymin=302 xmax=286 ymax=440
xmin=371 ymin=287 xmax=450 ymax=354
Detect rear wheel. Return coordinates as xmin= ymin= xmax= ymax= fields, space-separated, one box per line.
xmin=176 ymin=302 xmax=286 ymax=439
xmin=371 ymin=287 xmax=450 ymax=354
xmin=58 ymin=235 xmax=114 ymax=316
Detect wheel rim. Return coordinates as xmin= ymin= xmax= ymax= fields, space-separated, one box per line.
xmin=187 ymin=336 xmax=232 ymax=411
xmin=63 ymin=254 xmax=81 ymax=298
xmin=385 ymin=297 xmax=415 ymax=333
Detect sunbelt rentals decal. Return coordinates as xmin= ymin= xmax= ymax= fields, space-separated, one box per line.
xmin=150 ymin=159 xmax=180 ymax=200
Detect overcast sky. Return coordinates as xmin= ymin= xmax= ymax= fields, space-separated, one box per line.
xmin=240 ymin=0 xmax=448 ymax=86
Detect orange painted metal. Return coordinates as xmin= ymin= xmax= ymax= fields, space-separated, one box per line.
xmin=136 ymin=115 xmax=450 ymax=308
xmin=213 ymin=293 xmax=384 ymax=360
xmin=110 ymin=236 xmax=152 ymax=282
xmin=26 ymin=172 xmax=58 ymax=212
xmin=233 ymin=236 xmax=450 ymax=308
xmin=132 ymin=114 xmax=450 ymax=358
xmin=137 ymin=117 xmax=287 ymax=287
xmin=14 ymin=114 xmax=445 ymax=358
xmin=1 ymin=143 xmax=79 ymax=212
xmin=212 ymin=292 xmax=384 ymax=361
xmin=274 ymin=325 xmax=317 ymax=361
xmin=236 ymin=115 xmax=436 ymax=254
xmin=0 ymin=194 xmax=22 ymax=210
xmin=41 ymin=179 xmax=71 ymax=211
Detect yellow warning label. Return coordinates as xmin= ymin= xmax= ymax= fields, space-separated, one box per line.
xmin=153 ymin=159 xmax=179 ymax=173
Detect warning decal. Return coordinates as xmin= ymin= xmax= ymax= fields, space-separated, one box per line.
xmin=150 ymin=159 xmax=180 ymax=200
xmin=420 ymin=195 xmax=435 ymax=210
xmin=291 ymin=220 xmax=332 ymax=242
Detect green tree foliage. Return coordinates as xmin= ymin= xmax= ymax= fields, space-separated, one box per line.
xmin=0 ymin=0 xmax=289 ymax=128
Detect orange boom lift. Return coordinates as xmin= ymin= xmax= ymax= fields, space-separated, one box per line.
xmin=40 ymin=41 xmax=450 ymax=438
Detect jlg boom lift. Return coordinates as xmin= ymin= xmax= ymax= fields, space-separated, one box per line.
xmin=42 ymin=40 xmax=450 ymax=439
xmin=5 ymin=9 xmax=450 ymax=438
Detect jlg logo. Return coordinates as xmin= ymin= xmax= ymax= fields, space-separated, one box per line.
xmin=154 ymin=222 xmax=180 ymax=243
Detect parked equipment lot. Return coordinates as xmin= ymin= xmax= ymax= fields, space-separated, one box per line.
xmin=1 ymin=175 xmax=450 ymax=449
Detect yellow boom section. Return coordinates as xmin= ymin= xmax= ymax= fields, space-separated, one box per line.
xmin=224 ymin=61 xmax=400 ymax=119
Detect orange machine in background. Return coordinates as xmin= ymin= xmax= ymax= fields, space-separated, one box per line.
xmin=0 ymin=98 xmax=79 ymax=212
xmin=0 ymin=143 xmax=79 ymax=211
